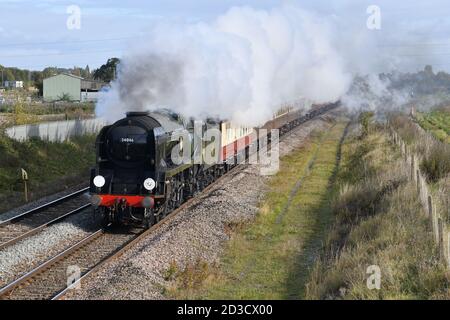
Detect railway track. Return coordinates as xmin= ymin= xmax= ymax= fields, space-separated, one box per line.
xmin=0 ymin=163 xmax=241 ymax=300
xmin=0 ymin=188 xmax=91 ymax=252
xmin=0 ymin=105 xmax=337 ymax=300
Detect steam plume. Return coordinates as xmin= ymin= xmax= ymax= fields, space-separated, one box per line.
xmin=96 ymin=5 xmax=352 ymax=125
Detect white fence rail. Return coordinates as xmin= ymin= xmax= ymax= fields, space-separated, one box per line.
xmin=5 ymin=118 xmax=107 ymax=142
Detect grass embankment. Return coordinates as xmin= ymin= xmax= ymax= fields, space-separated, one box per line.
xmin=0 ymin=133 xmax=96 ymax=213
xmin=165 ymin=121 xmax=349 ymax=299
xmin=305 ymin=127 xmax=449 ymax=299
xmin=391 ymin=113 xmax=450 ymax=185
xmin=416 ymin=108 xmax=450 ymax=144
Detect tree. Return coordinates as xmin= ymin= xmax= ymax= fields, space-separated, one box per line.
xmin=31 ymin=71 xmax=44 ymax=95
xmin=93 ymin=58 xmax=120 ymax=83
xmin=42 ymin=67 xmax=58 ymax=79
xmin=83 ymin=65 xmax=91 ymax=79
xmin=424 ymin=65 xmax=434 ymax=76
xmin=3 ymin=68 xmax=15 ymax=82
xmin=72 ymin=67 xmax=81 ymax=77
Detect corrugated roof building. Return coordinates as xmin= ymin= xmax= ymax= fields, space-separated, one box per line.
xmin=43 ymin=73 xmax=107 ymax=102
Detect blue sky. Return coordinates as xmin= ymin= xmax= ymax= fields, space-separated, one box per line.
xmin=2 ymin=0 xmax=450 ymax=72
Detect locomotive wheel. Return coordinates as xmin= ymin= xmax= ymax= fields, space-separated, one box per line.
xmin=144 ymin=209 xmax=155 ymax=229
xmin=97 ymin=208 xmax=111 ymax=228
xmin=176 ymin=187 xmax=184 ymax=208
xmin=163 ymin=201 xmax=171 ymax=218
xmin=160 ymin=182 xmax=178 ymax=220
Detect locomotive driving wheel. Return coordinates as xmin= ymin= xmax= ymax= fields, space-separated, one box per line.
xmin=143 ymin=208 xmax=155 ymax=229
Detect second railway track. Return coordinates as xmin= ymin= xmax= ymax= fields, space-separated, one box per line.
xmin=0 ymin=188 xmax=91 ymax=252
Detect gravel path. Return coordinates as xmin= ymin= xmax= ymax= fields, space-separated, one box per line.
xmin=63 ymin=114 xmax=336 ymax=300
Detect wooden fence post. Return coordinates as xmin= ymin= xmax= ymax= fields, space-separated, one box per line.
xmin=428 ymin=195 xmax=433 ymax=221
xmin=433 ymin=204 xmax=439 ymax=244
xmin=438 ymin=218 xmax=444 ymax=260
xmin=416 ymin=170 xmax=420 ymax=193
xmin=448 ymin=233 xmax=450 ymax=267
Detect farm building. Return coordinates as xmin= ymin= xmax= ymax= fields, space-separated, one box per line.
xmin=4 ymin=80 xmax=24 ymax=89
xmin=43 ymin=73 xmax=107 ymax=102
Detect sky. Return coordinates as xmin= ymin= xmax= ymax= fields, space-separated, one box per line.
xmin=2 ymin=0 xmax=450 ymax=72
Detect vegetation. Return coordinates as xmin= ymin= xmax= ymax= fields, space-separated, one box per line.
xmin=420 ymin=143 xmax=450 ymax=183
xmin=305 ymin=127 xmax=449 ymax=299
xmin=390 ymin=113 xmax=450 ymax=183
xmin=164 ymin=121 xmax=349 ymax=299
xmin=93 ymin=58 xmax=120 ymax=83
xmin=415 ymin=108 xmax=450 ymax=144
xmin=359 ymin=111 xmax=374 ymax=138
xmin=0 ymin=132 xmax=96 ymax=213
xmin=382 ymin=65 xmax=450 ymax=96
xmin=57 ymin=93 xmax=74 ymax=102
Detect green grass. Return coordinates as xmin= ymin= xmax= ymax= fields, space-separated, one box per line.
xmin=0 ymin=132 xmax=96 ymax=212
xmin=416 ymin=109 xmax=450 ymax=144
xmin=165 ymin=121 xmax=349 ymax=299
xmin=305 ymin=129 xmax=449 ymax=300
xmin=390 ymin=113 xmax=450 ymax=184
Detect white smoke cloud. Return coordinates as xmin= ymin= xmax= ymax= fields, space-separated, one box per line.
xmin=96 ymin=5 xmax=353 ymax=125
xmin=341 ymin=74 xmax=410 ymax=113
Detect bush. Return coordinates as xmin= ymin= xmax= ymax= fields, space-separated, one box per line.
xmin=420 ymin=143 xmax=450 ymax=183
xmin=359 ymin=111 xmax=374 ymax=138
xmin=388 ymin=114 xmax=421 ymax=144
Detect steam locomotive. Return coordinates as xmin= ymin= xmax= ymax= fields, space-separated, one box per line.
xmin=89 ymin=103 xmax=338 ymax=228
